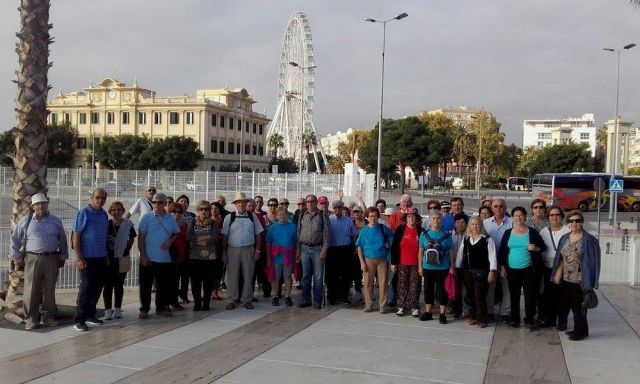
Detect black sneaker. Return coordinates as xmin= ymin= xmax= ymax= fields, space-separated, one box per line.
xmin=285 ymin=297 xmax=293 ymax=306
xmin=74 ymin=322 xmax=88 ymax=331
xmin=251 ymin=297 xmax=259 ymax=303
xmin=439 ymin=314 xmax=448 ymax=324
xmin=86 ymin=317 xmax=103 ymax=325
xmin=272 ymin=297 xmax=280 ymax=306
xmin=419 ymin=312 xmax=433 ymax=321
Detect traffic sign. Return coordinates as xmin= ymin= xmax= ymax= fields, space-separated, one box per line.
xmin=609 ymin=178 xmax=624 ymax=193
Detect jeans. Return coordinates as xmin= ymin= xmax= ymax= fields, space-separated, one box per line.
xmin=74 ymin=257 xmax=107 ymax=323
xmin=139 ymin=261 xmax=173 ymax=313
xmin=300 ymin=244 xmax=324 ymax=304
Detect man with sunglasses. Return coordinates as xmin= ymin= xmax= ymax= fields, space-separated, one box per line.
xmin=126 ymin=185 xmax=156 ymax=221
xmin=138 ymin=193 xmax=180 ymax=319
xmin=278 ymin=198 xmax=295 ymax=222
xmin=483 ymin=198 xmax=513 ymax=323
xmin=72 ymin=188 xmax=109 ymax=331
xmin=327 ymin=200 xmax=356 ymax=305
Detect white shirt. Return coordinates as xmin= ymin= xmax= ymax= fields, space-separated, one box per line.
xmin=129 ymin=198 xmax=153 ymax=219
xmin=539 ymin=225 xmax=570 ymax=268
xmin=456 ymin=235 xmax=497 ymax=270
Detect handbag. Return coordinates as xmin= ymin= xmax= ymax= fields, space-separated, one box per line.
xmin=582 ymin=289 xmax=598 ymax=309
xmin=444 ymin=272 xmax=458 ymax=300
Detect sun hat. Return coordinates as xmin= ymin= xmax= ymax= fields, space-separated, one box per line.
xmin=233 ymin=192 xmax=250 ymax=204
xmin=30 ymin=193 xmax=48 ymax=205
xmin=383 ymin=207 xmax=394 ymax=216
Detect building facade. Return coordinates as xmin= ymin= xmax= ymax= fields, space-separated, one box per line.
xmin=320 ymin=128 xmax=358 ymax=158
xmin=522 ymin=113 xmax=597 ymax=156
xmin=46 ymin=78 xmax=271 ymax=172
xmin=421 ymin=106 xmax=481 ymax=127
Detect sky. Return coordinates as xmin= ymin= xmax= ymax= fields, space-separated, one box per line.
xmin=0 ymin=0 xmax=638 ymax=146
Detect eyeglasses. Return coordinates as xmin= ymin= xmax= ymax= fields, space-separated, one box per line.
xmin=94 ymin=196 xmax=107 ymax=200
xmin=533 ymin=205 xmax=545 ymax=209
xmin=199 ymin=207 xmax=211 ymax=212
xmin=568 ymin=218 xmax=583 ymax=223
xmin=267 ymin=204 xmax=278 ymax=207
xmin=152 ymin=201 xmax=166 ymax=205
xmin=280 ymin=202 xmax=290 ymax=206
xmin=492 ymin=205 xmax=504 ymax=209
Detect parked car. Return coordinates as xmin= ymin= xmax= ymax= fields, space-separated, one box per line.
xmin=89 ymin=181 xmax=126 ymax=196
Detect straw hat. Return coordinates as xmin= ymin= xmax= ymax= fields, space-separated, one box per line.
xmin=233 ymin=192 xmax=250 ymax=203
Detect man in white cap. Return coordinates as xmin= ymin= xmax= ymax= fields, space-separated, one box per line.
xmin=11 ymin=193 xmax=68 ymax=330
xmin=221 ymin=192 xmax=264 ymax=310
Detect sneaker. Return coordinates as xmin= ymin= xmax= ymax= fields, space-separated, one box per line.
xmin=74 ymin=322 xmax=88 ymax=331
xmin=180 ymin=296 xmax=191 ymax=304
xmin=225 ymin=302 xmax=236 ymax=310
xmin=272 ymin=297 xmax=280 ymax=306
xmin=24 ymin=319 xmax=37 ymax=330
xmin=251 ymin=297 xmax=259 ymax=303
xmin=104 ymin=309 xmax=113 ymax=321
xmin=243 ymin=302 xmax=255 ymax=310
xmin=411 ymin=309 xmax=420 ymax=317
xmin=112 ymin=308 xmax=123 ymax=319
xmin=439 ymin=314 xmax=448 ymax=324
xmin=87 ymin=317 xmax=103 ymax=325
xmin=193 ymin=304 xmax=202 ymax=311
xmin=396 ymin=308 xmax=405 ymax=316
xmin=138 ymin=312 xmax=149 ymax=320
xmin=202 ymin=305 xmax=210 ymax=311
xmin=285 ymin=297 xmax=293 ymax=306
xmin=419 ymin=312 xmax=433 ymax=321
xmin=40 ymin=317 xmax=58 ymax=327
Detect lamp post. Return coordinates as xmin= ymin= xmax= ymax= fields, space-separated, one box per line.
xmin=364 ymin=12 xmax=408 ymax=200
xmin=288 ymin=61 xmax=316 ymax=197
xmin=470 ymin=114 xmax=484 ymax=198
xmin=603 ymin=43 xmax=635 ymax=225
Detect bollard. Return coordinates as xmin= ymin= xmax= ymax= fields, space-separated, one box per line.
xmin=605 ymin=242 xmax=611 ymax=254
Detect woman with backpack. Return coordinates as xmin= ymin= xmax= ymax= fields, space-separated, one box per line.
xmin=418 ymin=210 xmax=455 ymax=324
xmin=455 ymin=216 xmax=497 ymax=328
xmin=390 ymin=207 xmax=423 ymax=317
xmin=356 ymin=207 xmax=393 ymax=313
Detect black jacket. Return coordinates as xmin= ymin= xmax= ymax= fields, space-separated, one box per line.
xmin=498 ymin=227 xmax=547 ymax=271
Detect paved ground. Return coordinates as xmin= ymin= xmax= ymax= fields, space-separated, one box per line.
xmin=0 ymin=284 xmax=638 ymax=384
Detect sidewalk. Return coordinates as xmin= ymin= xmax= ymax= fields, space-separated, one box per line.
xmin=0 ymin=285 xmax=638 ymax=383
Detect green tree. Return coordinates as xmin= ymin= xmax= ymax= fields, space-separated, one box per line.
xmin=47 ymin=122 xmax=78 ymax=167
xmin=517 ymin=146 xmax=543 ymax=176
xmin=93 ymin=134 xmax=150 ymax=169
xmin=627 ymin=166 xmax=640 ymax=176
xmin=0 ymin=130 xmax=15 ymax=166
xmin=494 ymin=143 xmax=523 ymax=177
xmin=146 ymin=136 xmax=204 ymax=171
xmin=336 ymin=129 xmax=370 ymax=164
xmin=266 ymin=133 xmax=284 ymax=159
xmin=270 ymin=156 xmax=299 ymax=173
xmin=468 ymin=111 xmax=505 ymax=175
xmin=527 ymin=143 xmax=600 ymax=176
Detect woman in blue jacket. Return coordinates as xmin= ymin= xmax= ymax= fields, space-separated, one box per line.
xmin=551 ymin=210 xmax=601 ymax=341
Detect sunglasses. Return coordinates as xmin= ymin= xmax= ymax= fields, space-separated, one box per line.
xmin=568 ymin=218 xmax=583 ymax=223
xmin=280 ymin=202 xmax=290 ymax=206
xmin=198 ymin=208 xmax=211 ymax=211
xmin=297 ymin=203 xmax=304 ymax=205
xmin=533 ymin=205 xmax=545 ymax=209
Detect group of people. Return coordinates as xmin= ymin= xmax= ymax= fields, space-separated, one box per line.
xmin=10 ymin=187 xmax=600 ymax=341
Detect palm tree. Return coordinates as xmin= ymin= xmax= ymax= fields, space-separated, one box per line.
xmin=337 ymin=129 xmax=370 ymax=165
xmin=266 ymin=133 xmax=284 ymax=159
xmin=3 ymin=0 xmax=52 ymax=316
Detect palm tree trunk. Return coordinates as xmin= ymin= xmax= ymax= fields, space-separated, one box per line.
xmin=4 ymin=0 xmax=51 ymax=317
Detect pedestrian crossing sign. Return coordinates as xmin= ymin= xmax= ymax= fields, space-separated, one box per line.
xmin=609 ymin=179 xmax=624 ymax=193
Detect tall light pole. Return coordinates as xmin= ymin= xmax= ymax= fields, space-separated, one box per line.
xmin=364 ymin=12 xmax=408 ymax=200
xmin=471 ymin=114 xmax=483 ymax=198
xmin=289 ymin=61 xmax=316 ymax=196
xmin=603 ymin=43 xmax=635 ymax=225
xmin=237 ymin=105 xmax=244 ymax=174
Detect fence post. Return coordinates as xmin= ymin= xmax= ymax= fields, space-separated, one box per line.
xmin=251 ymin=171 xmax=255 ymax=197
xmin=284 ymin=173 xmax=288 ymax=200
xmin=77 ymin=167 xmax=82 ymax=209
xmin=206 ymin=170 xmax=210 ymax=201
xmin=214 ymin=172 xmax=217 ymax=199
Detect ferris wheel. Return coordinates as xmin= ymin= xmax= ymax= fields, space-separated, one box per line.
xmin=267 ymin=12 xmax=327 ymax=173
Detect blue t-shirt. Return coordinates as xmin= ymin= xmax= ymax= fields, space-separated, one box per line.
xmin=73 ymin=205 xmax=108 ymax=258
xmin=355 ymin=224 xmax=393 ymax=259
xmin=265 ymin=221 xmax=297 ymax=265
xmin=507 ymin=231 xmax=531 ymax=269
xmin=419 ymin=229 xmax=453 ymax=270
xmin=139 ymin=211 xmax=180 ymax=263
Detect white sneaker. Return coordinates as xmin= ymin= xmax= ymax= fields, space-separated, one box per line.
xmin=411 ymin=309 xmax=420 ymax=317
xmin=396 ymin=308 xmax=405 ymax=316
xmin=112 ymin=308 xmax=122 ymax=319
xmin=103 ymin=309 xmax=113 ymax=320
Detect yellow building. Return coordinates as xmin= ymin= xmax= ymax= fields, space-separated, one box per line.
xmin=46 ymin=78 xmax=271 ymax=172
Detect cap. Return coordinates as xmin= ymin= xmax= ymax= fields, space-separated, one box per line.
xmin=318 ymin=196 xmax=329 ymax=204
xmin=383 ymin=207 xmax=394 ymax=216
xmin=30 ymin=193 xmax=48 ymax=205
xmin=352 ymin=205 xmax=363 ymax=212
xmin=440 ymin=201 xmax=451 ymax=208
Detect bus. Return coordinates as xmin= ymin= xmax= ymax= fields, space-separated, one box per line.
xmin=507 ymin=177 xmax=529 ymax=191
xmin=531 ymin=173 xmax=640 ymax=212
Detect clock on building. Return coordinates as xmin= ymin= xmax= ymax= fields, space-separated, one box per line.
xmin=108 ymin=90 xmax=116 ymax=100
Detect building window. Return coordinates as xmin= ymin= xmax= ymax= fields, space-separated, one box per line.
xmin=77 ymin=137 xmax=87 ymax=149
xmin=211 ymin=139 xmax=218 ymax=153
xmin=122 ymin=112 xmax=130 ymax=125
xmin=91 ymin=112 xmax=99 ymax=124
xmin=211 ymin=114 xmax=217 ymax=126
xmin=580 ymin=132 xmax=590 ymax=140
xmin=138 ymin=112 xmax=147 ymax=125
xmin=236 ymin=143 xmax=240 ymax=154
xmin=252 ymin=145 xmax=257 ymax=155
xmin=258 ymin=144 xmax=263 ymax=156
xmin=169 ymin=112 xmax=179 ymax=125
xmin=537 ymin=132 xmax=551 ymax=140
xmin=237 ymin=119 xmax=241 ymax=131
xmin=50 ymin=113 xmax=58 ymax=125
xmin=64 ymin=113 xmax=71 ymax=124
xmin=79 ymin=113 xmax=87 ymax=124
xmin=106 ymin=112 xmax=115 ymax=125
xmin=259 ymin=124 xmax=263 ymax=135
xmin=229 ymin=118 xmax=234 ymax=130
xmin=185 ymin=112 xmax=194 ymax=125
xmin=220 ymin=116 xmax=225 ymax=128
xmin=245 ymin=121 xmax=249 ymax=132
xmin=537 ymin=141 xmax=544 ymax=147
xmin=228 ymin=142 xmax=234 ymax=154
xmin=245 ymin=144 xmax=250 ymax=155
xmin=253 ymin=123 xmax=257 ymax=134
xmin=154 ymin=112 xmax=162 ymax=125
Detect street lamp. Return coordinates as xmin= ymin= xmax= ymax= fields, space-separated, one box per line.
xmin=603 ymin=43 xmax=635 ymax=225
xmin=364 ymin=12 xmax=408 ymax=200
xmin=289 ymin=61 xmax=316 ymax=196
xmin=471 ymin=114 xmax=483 ymax=198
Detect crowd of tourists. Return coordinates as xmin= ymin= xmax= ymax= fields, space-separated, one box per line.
xmin=10 ymin=187 xmax=600 ymax=341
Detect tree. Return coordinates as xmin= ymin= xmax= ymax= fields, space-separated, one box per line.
xmin=270 ymin=156 xmax=299 ymax=173
xmin=5 ymin=0 xmax=52 ymax=317
xmin=327 ymin=156 xmax=344 ymax=174
xmin=0 ymin=130 xmax=15 ymax=166
xmin=93 ymin=134 xmax=150 ymax=170
xmin=47 ymin=122 xmax=78 ymax=167
xmin=526 ymin=143 xmax=600 ymax=176
xmin=517 ymin=146 xmax=543 ymax=176
xmin=266 ymin=133 xmax=284 ymax=159
xmin=336 ymin=129 xmax=370 ymax=164
xmin=468 ymin=111 xmax=505 ymax=175
xmin=628 ymin=166 xmax=640 ymax=175
xmin=494 ymin=144 xmax=523 ymax=177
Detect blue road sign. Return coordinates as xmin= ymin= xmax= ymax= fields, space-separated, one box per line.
xmin=609 ymin=179 xmax=624 ymax=193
